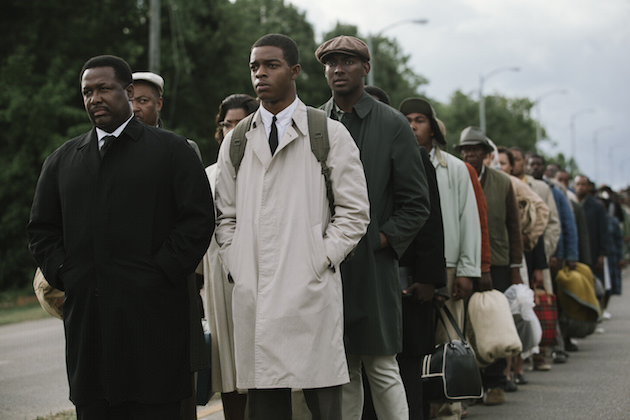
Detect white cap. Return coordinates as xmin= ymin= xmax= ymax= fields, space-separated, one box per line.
xmin=132 ymin=72 xmax=164 ymax=96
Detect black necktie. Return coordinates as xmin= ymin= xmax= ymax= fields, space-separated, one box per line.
xmin=100 ymin=135 xmax=116 ymax=158
xmin=269 ymin=116 xmax=278 ymax=155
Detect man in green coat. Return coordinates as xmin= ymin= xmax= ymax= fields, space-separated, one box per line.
xmin=316 ymin=35 xmax=430 ymax=419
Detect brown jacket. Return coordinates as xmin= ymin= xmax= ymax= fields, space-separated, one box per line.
xmin=480 ymin=166 xmax=523 ymax=266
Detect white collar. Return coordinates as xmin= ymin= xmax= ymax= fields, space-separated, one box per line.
xmin=478 ymin=164 xmax=486 ymax=181
xmin=96 ymin=115 xmax=133 ymax=140
xmin=259 ymin=97 xmax=299 ymax=137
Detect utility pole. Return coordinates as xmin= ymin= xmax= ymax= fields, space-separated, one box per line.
xmin=366 ymin=19 xmax=428 ymax=86
xmin=569 ymin=108 xmax=595 ymax=164
xmin=478 ymin=66 xmax=520 ymax=133
xmin=149 ymin=0 xmax=160 ymax=73
xmin=534 ymin=89 xmax=567 ymax=143
xmin=592 ymin=126 xmax=613 ymax=182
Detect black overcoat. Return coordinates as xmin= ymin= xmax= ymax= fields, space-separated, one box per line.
xmin=27 ymin=118 xmax=214 ymax=405
xmin=399 ymin=147 xmax=446 ymax=357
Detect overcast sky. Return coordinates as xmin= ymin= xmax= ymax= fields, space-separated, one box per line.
xmin=288 ymin=0 xmax=630 ymax=188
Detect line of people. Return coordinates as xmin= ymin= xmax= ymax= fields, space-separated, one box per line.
xmin=200 ymin=33 xmax=628 ymax=420
xmin=27 ymin=32 xmax=627 ymax=420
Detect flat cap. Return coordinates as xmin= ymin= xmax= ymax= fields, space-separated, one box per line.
xmin=399 ymin=97 xmax=446 ymax=146
xmin=315 ymin=35 xmax=370 ymax=63
xmin=132 ymin=72 xmax=164 ymax=96
xmin=454 ymin=126 xmax=494 ymax=152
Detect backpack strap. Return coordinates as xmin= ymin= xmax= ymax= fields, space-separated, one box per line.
xmin=306 ymin=107 xmax=335 ymax=216
xmin=229 ymin=108 xmax=334 ymax=216
xmin=229 ymin=113 xmax=255 ymax=176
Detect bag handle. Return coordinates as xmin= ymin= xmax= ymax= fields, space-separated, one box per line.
xmin=435 ymin=303 xmax=468 ymax=344
xmin=534 ymin=288 xmax=553 ymax=306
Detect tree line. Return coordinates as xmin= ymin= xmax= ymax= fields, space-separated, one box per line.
xmin=0 ymin=0 xmax=562 ymax=291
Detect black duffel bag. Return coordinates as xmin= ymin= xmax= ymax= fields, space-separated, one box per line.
xmin=422 ymin=304 xmax=483 ymax=402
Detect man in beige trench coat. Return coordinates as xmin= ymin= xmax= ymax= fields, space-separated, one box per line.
xmin=214 ymin=34 xmax=370 ymax=419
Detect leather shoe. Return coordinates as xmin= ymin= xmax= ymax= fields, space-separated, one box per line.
xmin=504 ymin=379 xmax=518 ymax=392
xmin=532 ymin=355 xmax=552 ymax=371
xmin=565 ymin=339 xmax=579 ymax=352
xmin=514 ymin=373 xmax=528 ymax=385
xmin=552 ymin=351 xmax=568 ymax=364
xmin=483 ymin=388 xmax=505 ymax=405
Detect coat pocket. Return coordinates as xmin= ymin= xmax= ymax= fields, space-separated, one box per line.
xmin=310 ymin=224 xmax=329 ymax=279
xmin=225 ymin=228 xmax=242 ymax=282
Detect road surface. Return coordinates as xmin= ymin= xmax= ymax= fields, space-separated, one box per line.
xmin=2 ymin=276 xmax=629 ymax=419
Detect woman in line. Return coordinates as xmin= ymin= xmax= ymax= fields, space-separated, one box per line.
xmin=200 ymin=94 xmax=258 ymax=420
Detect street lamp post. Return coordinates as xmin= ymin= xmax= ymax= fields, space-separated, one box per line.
xmin=616 ymin=155 xmax=630 ymax=190
xmin=366 ymin=19 xmax=428 ymax=86
xmin=592 ymin=126 xmax=614 ymax=181
xmin=149 ymin=0 xmax=160 ymax=73
xmin=534 ymin=89 xmax=567 ymax=144
xmin=569 ymin=108 xmax=595 ymax=164
xmin=479 ymin=66 xmax=520 ymax=133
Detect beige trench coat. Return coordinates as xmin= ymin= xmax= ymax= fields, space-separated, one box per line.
xmin=215 ymin=100 xmax=370 ymax=390
xmin=199 ymin=164 xmax=239 ymax=393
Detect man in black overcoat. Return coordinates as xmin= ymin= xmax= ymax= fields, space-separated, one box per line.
xmin=27 ymin=55 xmax=214 ymax=419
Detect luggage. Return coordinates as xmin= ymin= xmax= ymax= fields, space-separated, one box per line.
xmin=466 ymin=290 xmax=523 ymax=366
xmin=422 ymin=305 xmax=483 ymax=402
xmin=555 ymin=263 xmax=601 ymax=338
xmin=533 ymin=289 xmax=558 ymax=347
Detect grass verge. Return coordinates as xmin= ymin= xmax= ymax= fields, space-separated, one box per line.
xmin=0 ymin=287 xmax=52 ymax=326
xmin=34 ymin=410 xmax=76 ymax=420
xmin=0 ymin=301 xmax=51 ymax=326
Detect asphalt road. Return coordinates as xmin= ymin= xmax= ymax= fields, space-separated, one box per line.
xmin=0 ymin=316 xmax=225 ymax=420
xmin=465 ymin=275 xmax=630 ymax=420
xmin=0 ymin=317 xmax=72 ymax=420
xmin=198 ymin=276 xmax=630 ymax=419
xmin=3 ymin=275 xmax=629 ymax=420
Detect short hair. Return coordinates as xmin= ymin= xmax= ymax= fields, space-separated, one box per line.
xmin=545 ymin=163 xmax=561 ymax=178
xmin=214 ymin=94 xmax=259 ymax=142
xmin=252 ymin=34 xmax=299 ymax=66
xmin=497 ymin=147 xmax=514 ymax=168
xmin=528 ymin=153 xmax=546 ymax=165
xmin=575 ymin=174 xmax=590 ymax=183
xmin=509 ymin=146 xmax=524 ymax=159
xmin=80 ymin=55 xmax=132 ymax=87
xmin=364 ymin=86 xmax=391 ymax=106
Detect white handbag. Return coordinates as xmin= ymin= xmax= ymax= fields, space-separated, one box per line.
xmin=466 ymin=290 xmax=523 ymax=366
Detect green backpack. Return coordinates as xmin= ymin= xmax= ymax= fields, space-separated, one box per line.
xmin=229 ymin=106 xmax=335 ymax=216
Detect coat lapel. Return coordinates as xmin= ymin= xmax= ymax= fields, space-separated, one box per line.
xmin=248 ymin=102 xmax=308 ymax=170
xmin=276 ymin=123 xmax=298 ymax=156
xmin=275 ymin=101 xmax=307 ymax=156
xmin=77 ymin=129 xmax=101 ymax=175
xmin=248 ymin=117 xmax=272 ymax=170
xmin=121 ymin=117 xmax=144 ymax=142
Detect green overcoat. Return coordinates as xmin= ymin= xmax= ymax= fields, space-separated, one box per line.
xmin=322 ymin=92 xmax=430 ymax=355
